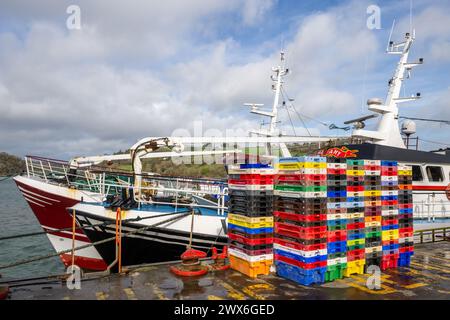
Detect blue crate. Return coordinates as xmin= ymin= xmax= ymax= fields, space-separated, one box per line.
xmin=381 ymin=180 xmax=398 ymax=186
xmin=382 ymin=243 xmax=400 ymax=251
xmin=398 ymin=251 xmax=414 ymax=267
xmin=327 ymin=219 xmax=347 ymax=227
xmin=382 ymin=224 xmax=399 ymax=231
xmin=327 ymin=241 xmax=347 ymax=253
xmin=347 ymin=201 xmax=365 ymax=208
xmin=275 ymin=261 xmax=326 ymax=286
xmin=399 ymin=208 xmax=413 ymax=214
xmin=347 ymin=196 xmax=365 ymax=203
xmin=227 ymin=223 xmax=273 ymax=235
xmin=348 ymin=232 xmax=365 ymax=240
xmin=381 ymin=195 xmax=398 ymax=201
xmin=239 ymin=163 xmax=271 ymax=169
xmin=274 ymin=249 xmax=327 ymax=264
xmin=327 ymin=190 xmax=347 ymax=198
xmin=383 ymin=248 xmax=399 ymax=256
xmin=381 ymin=160 xmax=398 ymax=166
xmin=327 ymin=202 xmax=348 ymax=209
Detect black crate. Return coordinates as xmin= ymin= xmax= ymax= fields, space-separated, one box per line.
xmin=399 ymin=222 xmax=413 ymax=229
xmin=365 ymin=239 xmax=381 ymax=246
xmin=327 ymin=185 xmax=347 ymax=192
xmin=275 ymin=234 xmax=327 ymax=245
xmin=274 ymin=216 xmax=326 ymax=228
xmin=381 ymin=185 xmax=398 ymax=191
xmin=348 ymin=217 xmax=364 ymax=224
xmin=327 ymin=252 xmax=347 ymax=259
xmin=327 ymin=196 xmax=348 ymax=203
xmin=364 ymin=185 xmax=382 ymax=191
xmin=229 ymin=189 xmax=273 ymax=197
xmin=327 ymin=180 xmax=348 ymax=187
xmin=398 ymin=190 xmax=413 ymax=197
xmin=327 ymin=158 xmax=348 ymax=164
xmin=327 ymin=174 xmax=347 ymax=181
xmin=229 ymin=240 xmax=273 ymax=251
xmin=400 ymin=241 xmax=414 ymax=248
xmin=365 ymin=226 xmax=382 ymax=233
xmin=347 ymin=207 xmax=364 ymax=214
xmin=381 ymin=205 xmax=399 ymax=211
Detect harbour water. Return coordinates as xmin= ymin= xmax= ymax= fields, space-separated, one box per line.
xmin=0 ymin=178 xmax=64 ymax=280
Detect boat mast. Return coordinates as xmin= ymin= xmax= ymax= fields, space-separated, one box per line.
xmin=352 ymin=29 xmax=423 ymax=148
xmin=246 ymin=51 xmax=291 ymax=156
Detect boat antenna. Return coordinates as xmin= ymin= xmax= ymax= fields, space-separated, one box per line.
xmin=386 ymin=19 xmax=396 ymax=53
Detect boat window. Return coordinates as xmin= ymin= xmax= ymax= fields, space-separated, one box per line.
xmin=425 ymin=166 xmax=444 ymax=182
xmin=411 ymin=165 xmax=423 ymax=181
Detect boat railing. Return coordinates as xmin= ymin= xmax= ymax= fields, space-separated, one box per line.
xmin=414 ymin=227 xmax=450 ymax=244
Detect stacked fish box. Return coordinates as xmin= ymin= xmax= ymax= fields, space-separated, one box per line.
xmin=363 ymin=160 xmax=383 ymax=270
xmin=273 ymin=156 xmax=328 ymax=286
xmin=397 ymin=165 xmax=414 ymax=267
xmin=344 ymin=159 xmax=366 ymax=276
xmin=227 ymin=164 xmax=275 ymax=278
xmin=325 ymin=158 xmax=348 ymax=282
xmin=380 ymin=161 xmax=400 ymax=270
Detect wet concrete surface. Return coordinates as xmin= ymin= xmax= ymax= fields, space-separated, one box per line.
xmin=7 ymin=241 xmax=450 ymax=300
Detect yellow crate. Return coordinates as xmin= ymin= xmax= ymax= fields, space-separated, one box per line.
xmin=364 ymin=190 xmax=381 ymax=197
xmin=303 ymin=162 xmax=327 ymax=169
xmin=229 ymin=255 xmax=272 ymax=278
xmin=382 ymin=230 xmax=399 ymax=241
xmin=275 ymin=163 xmax=304 ymax=170
xmin=228 ymin=213 xmax=274 ymax=224
xmin=398 ymin=170 xmax=412 ymax=176
xmin=228 ymin=217 xmax=273 ymax=229
xmin=343 ymin=259 xmax=365 ymax=277
xmin=346 ymin=169 xmax=364 ymax=176
xmin=347 ymin=238 xmax=365 ymax=246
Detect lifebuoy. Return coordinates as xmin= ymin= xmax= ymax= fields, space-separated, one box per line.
xmin=446 ymin=183 xmax=450 ymax=201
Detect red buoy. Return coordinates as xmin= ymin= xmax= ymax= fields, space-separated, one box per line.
xmin=0 ymin=286 xmax=9 ymax=300
xmin=170 ymin=248 xmax=208 ymax=277
xmin=209 ymin=246 xmax=230 ymax=271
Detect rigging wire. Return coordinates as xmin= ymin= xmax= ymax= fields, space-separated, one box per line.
xmin=399 ymin=116 xmax=450 ymax=125
xmin=417 ymin=138 xmax=450 ymax=147
xmin=280 ymin=87 xmax=312 ymax=136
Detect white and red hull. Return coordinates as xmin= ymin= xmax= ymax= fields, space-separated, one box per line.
xmin=13 ymin=175 xmax=107 ymax=271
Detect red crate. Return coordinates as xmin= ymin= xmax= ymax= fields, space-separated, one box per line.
xmin=327 ymin=208 xmax=348 ymax=214
xmin=347 ymin=185 xmax=364 ymax=192
xmin=327 ymin=168 xmax=346 ymax=175
xmin=347 ymin=249 xmax=365 ymax=261
xmin=381 ymin=169 xmax=397 ymax=176
xmin=400 ymin=227 xmax=413 ymax=234
xmin=382 ymin=200 xmax=398 ymax=206
xmin=399 ymin=246 xmax=414 ymax=253
xmin=327 ymin=230 xmax=347 ymax=242
xmin=228 ymin=232 xmax=273 ymax=246
xmin=275 ymin=222 xmax=327 ymax=240
xmin=275 ymin=254 xmax=327 ymax=270
xmin=347 ymin=222 xmax=365 ymax=230
xmin=273 ymin=211 xmax=326 ymax=222
xmin=347 ymin=176 xmax=364 ymax=182
xmin=274 ymin=237 xmax=326 ymax=252
xmin=364 ymin=165 xmax=381 ymax=171
xmin=399 ymin=203 xmax=413 ymax=209
xmin=382 ymin=239 xmax=399 ymax=246
xmin=381 ymin=257 xmax=398 ymax=270
xmin=382 ymin=218 xmax=399 ymax=226
xmin=274 ymin=173 xmax=326 ymax=183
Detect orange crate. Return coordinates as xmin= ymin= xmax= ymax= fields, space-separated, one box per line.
xmin=229 ymin=255 xmax=272 ymax=278
xmin=398 ymin=185 xmax=413 ymax=190
xmin=365 ymin=216 xmax=381 ymax=223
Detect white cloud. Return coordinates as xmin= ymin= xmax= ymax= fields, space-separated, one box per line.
xmin=241 ymin=0 xmax=276 ymax=26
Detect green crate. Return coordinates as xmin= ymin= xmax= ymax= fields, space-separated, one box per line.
xmin=327 ymin=224 xmax=347 ymax=231
xmin=274 ymin=185 xmax=327 ymax=192
xmin=347 ymin=244 xmax=365 ymax=251
xmin=327 ymin=252 xmax=347 ymax=259
xmin=325 ymin=263 xmax=347 ymax=282
xmin=346 ymin=159 xmax=365 ymax=166
xmin=365 ymin=231 xmax=381 ymax=238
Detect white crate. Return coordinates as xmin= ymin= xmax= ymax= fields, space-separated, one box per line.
xmin=364 ymin=170 xmax=381 ymax=176
xmin=327 ymin=163 xmax=347 ymax=169
xmin=228 ymin=248 xmax=273 ymax=263
xmin=273 ymin=190 xmax=327 ymax=198
xmin=347 ymin=191 xmax=365 ymax=197
xmin=365 ymin=246 xmax=382 ymax=253
xmin=273 ymin=243 xmax=327 ymax=257
xmin=382 ymin=210 xmax=399 ymax=216
xmin=381 ymin=175 xmax=398 ymax=181
xmin=365 ymin=221 xmax=381 ymax=227
xmin=327 ymin=213 xmax=348 ymax=220
xmin=327 ymin=202 xmax=348 ymax=209
xmin=399 ymin=236 xmax=414 ymax=243
xmin=327 ymin=257 xmax=347 ymax=266
xmin=364 ymin=160 xmax=381 ymax=166
xmin=228 ymin=184 xmax=274 ymax=191
xmin=381 ymin=190 xmax=398 ymax=196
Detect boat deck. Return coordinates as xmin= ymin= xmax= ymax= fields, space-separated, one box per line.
xmin=6 ymin=241 xmax=450 ymax=300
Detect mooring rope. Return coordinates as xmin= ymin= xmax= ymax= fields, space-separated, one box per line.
xmin=0 ymin=210 xmax=191 ymax=270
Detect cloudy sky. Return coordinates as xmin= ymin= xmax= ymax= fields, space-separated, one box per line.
xmin=0 ymin=0 xmax=449 ymax=159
